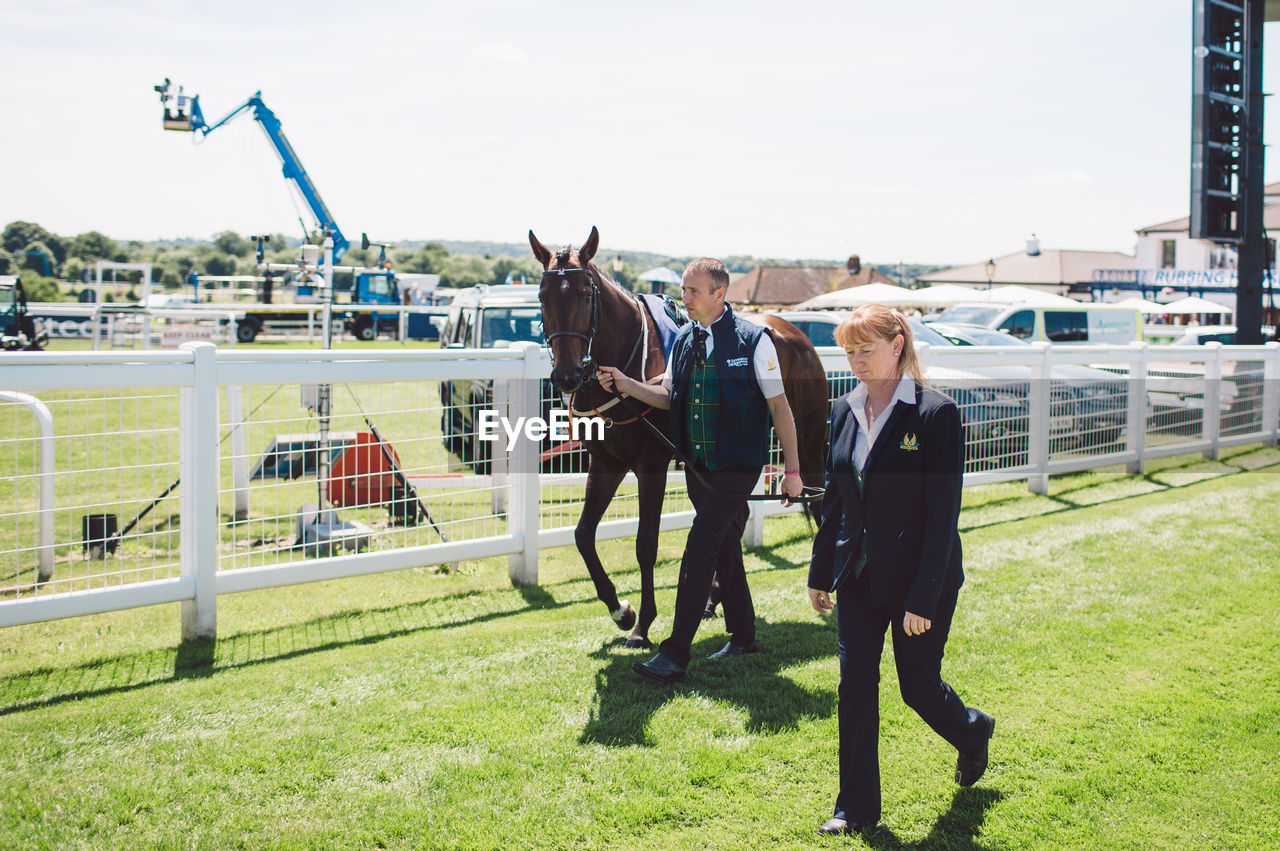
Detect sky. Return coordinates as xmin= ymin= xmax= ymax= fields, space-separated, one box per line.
xmin=3 ymin=0 xmax=1279 ymax=266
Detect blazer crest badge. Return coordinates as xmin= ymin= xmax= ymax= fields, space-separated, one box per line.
xmin=899 ymin=433 xmax=920 ymax=451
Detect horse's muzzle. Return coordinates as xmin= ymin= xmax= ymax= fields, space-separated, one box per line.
xmin=551 ymin=363 xmax=585 ymax=394
xmin=551 ymin=354 xmax=596 ymax=395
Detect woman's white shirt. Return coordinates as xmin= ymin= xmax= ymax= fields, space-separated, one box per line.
xmin=848 ymin=375 xmax=917 ymax=473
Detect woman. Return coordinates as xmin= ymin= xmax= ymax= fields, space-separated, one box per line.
xmin=808 ymin=304 xmax=994 ymax=836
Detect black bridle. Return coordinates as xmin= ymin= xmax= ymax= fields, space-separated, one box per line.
xmin=541 ymin=265 xmax=600 ymax=375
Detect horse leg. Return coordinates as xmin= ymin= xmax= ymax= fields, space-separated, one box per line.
xmin=576 ymin=461 xmax=632 ymax=630
xmin=629 ymin=464 xmax=670 ymax=648
xmin=703 ymin=574 xmax=722 ymax=619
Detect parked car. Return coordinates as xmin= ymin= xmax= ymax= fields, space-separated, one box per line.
xmin=769 ymin=311 xmax=1034 ymax=466
xmin=926 ymin=322 xmax=1130 ymax=448
xmin=1142 ymin=324 xmax=1241 ymax=346
xmin=438 ymin=285 xmax=584 ymax=473
xmin=1137 ymin=324 xmax=1267 ymax=431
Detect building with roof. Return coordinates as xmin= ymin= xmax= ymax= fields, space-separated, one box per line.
xmin=1083 ymin=181 xmax=1280 ymax=324
xmin=1132 ymin=180 xmax=1280 ymax=273
xmin=917 ymin=242 xmax=1134 ymax=298
xmin=726 ymin=255 xmax=898 ymax=308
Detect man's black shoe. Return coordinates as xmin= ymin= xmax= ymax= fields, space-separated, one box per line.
xmin=632 ymin=652 xmax=685 ymax=683
xmin=956 ymin=711 xmax=995 ymax=787
xmin=708 ymin=640 xmax=758 ymax=659
xmin=817 ymin=817 xmax=873 ymax=835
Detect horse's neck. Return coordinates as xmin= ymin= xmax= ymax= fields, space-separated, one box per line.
xmin=571 ymin=286 xmax=658 ymax=408
xmin=597 ymin=284 xmax=641 ymax=366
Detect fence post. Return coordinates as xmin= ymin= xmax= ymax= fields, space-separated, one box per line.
xmin=915 ymin=341 xmax=931 ymax=373
xmin=1203 ymin=341 xmax=1222 ymax=460
xmin=1263 ymin=342 xmax=1280 ymax=446
xmin=180 ymin=341 xmax=218 ymax=641
xmin=507 ymin=343 xmax=541 ymax=586
xmin=491 ymin=375 xmax=509 ymax=515
xmin=225 ymin=386 xmax=250 ymax=517
xmin=1126 ymin=341 xmax=1148 ymax=475
xmin=0 ymin=391 xmax=55 ymax=582
xmin=1027 ymin=342 xmax=1050 ymax=495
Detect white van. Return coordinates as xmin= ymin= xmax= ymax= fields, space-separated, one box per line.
xmin=934 ymin=303 xmax=1143 ymax=345
xmin=439 ymin=284 xmax=543 ymax=349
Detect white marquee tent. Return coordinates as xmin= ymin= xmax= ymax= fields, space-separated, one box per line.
xmin=793 ymin=282 xmax=923 ymax=309
xmin=1160 ymin=296 xmax=1234 ymax=315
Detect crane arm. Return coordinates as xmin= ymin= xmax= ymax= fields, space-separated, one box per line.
xmin=155 ymin=80 xmax=349 ymax=261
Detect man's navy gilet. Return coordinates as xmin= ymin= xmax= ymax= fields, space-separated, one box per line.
xmin=669 ymin=304 xmax=770 ymax=469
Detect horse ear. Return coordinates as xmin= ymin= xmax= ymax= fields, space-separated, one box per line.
xmin=529 ymin=230 xmax=551 ymax=268
xmin=579 ymin=226 xmax=599 ymax=266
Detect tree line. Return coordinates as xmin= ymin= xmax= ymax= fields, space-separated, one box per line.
xmin=2 ymin=220 xmax=941 ymax=302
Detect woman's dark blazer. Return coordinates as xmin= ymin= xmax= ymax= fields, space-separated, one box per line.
xmin=808 ymin=382 xmax=965 ymax=620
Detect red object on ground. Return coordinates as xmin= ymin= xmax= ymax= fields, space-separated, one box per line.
xmin=327 ymin=431 xmax=402 ymax=506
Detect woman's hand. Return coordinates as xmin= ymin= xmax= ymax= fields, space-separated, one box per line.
xmin=903 ymin=611 xmax=932 ymax=636
xmin=808 ymin=588 xmax=834 ymax=615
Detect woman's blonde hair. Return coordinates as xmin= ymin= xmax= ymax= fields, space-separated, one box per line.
xmin=834 ymin=304 xmax=925 ymax=381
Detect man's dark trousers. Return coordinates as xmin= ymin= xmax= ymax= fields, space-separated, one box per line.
xmin=659 ymin=462 xmax=761 ymax=667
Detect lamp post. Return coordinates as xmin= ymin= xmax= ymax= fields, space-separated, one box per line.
xmin=984 ymin=258 xmax=996 ymax=290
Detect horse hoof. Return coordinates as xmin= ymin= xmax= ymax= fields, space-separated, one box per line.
xmin=624 ymin=635 xmax=653 ymax=649
xmin=611 ymin=601 xmax=637 ymax=632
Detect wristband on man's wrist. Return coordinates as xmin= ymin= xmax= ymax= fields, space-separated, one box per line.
xmin=784 ymin=469 xmax=800 ymax=476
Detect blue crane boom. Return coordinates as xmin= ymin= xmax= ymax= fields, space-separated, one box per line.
xmin=154 ymin=78 xmax=349 ymax=262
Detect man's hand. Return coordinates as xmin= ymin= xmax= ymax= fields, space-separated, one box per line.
xmin=903 ymin=611 xmax=932 ymax=636
xmin=596 ymin=366 xmax=672 ymax=410
xmin=808 ymin=587 xmax=834 ymax=615
xmin=596 ymin=366 xmax=631 ymax=395
xmin=780 ymin=472 xmax=803 ymax=506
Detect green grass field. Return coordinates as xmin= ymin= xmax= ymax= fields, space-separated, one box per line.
xmin=2 ymin=444 xmax=1279 ymax=849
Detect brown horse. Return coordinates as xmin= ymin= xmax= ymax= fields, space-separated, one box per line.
xmin=530 ymin=226 xmax=828 ymax=647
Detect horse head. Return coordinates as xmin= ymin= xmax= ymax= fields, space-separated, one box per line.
xmin=530 ymin=226 xmax=603 ymax=394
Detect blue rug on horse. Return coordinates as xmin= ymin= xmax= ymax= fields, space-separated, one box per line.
xmin=638 ymin=293 xmax=687 ymax=361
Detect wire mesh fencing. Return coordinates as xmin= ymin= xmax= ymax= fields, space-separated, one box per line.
xmin=1 ymin=386 xmax=182 ymax=601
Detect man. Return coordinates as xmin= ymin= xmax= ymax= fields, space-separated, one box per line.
xmin=597 ymin=258 xmax=804 ymax=682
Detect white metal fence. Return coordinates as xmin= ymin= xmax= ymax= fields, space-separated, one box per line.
xmin=2 ymin=340 xmax=1277 ymax=640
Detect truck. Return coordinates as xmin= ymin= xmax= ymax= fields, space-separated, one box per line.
xmin=0 ymin=276 xmax=49 ymax=351
xmin=154 ymin=81 xmax=450 ymax=343
xmin=437 ymin=284 xmax=586 ymax=472
xmin=222 ymin=268 xmax=444 ymax=343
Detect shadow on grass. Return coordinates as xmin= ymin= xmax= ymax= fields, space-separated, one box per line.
xmin=860 ymin=787 xmax=1003 ymax=850
xmin=0 ymin=559 xmax=800 ymax=717
xmin=0 ymin=586 xmax=576 ymax=715
xmin=173 ymin=637 xmax=215 ymax=672
xmin=579 ymin=618 xmax=838 ymax=748
xmin=959 ymin=445 xmax=1280 ymax=534
xmin=8 ymin=445 xmax=1273 ymax=717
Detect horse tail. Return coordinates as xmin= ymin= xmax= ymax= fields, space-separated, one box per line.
xmin=792 ymin=357 xmax=828 ymax=527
